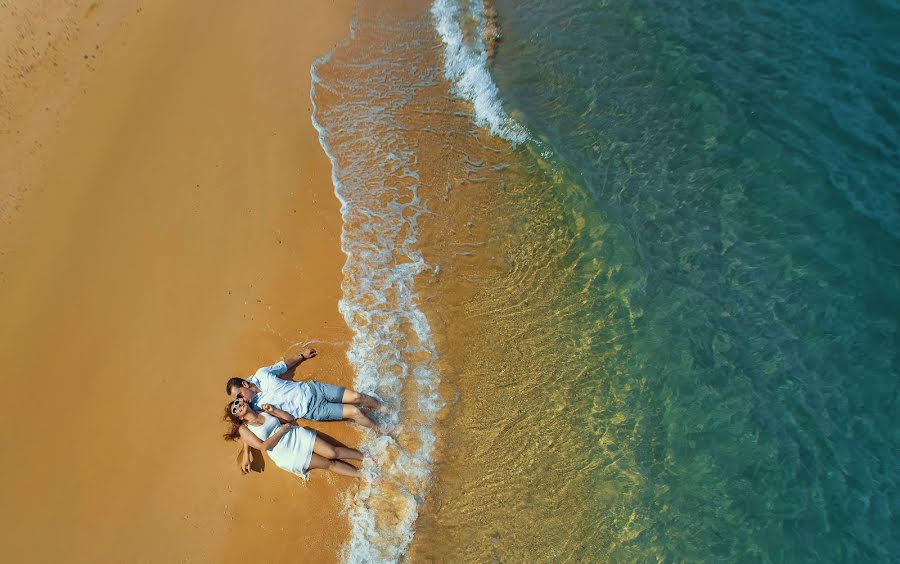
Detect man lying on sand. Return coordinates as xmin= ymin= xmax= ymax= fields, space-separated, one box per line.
xmin=226 ymin=349 xmax=381 ymax=473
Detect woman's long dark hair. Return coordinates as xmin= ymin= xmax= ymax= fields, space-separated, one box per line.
xmin=223 ymin=404 xmax=244 ymax=441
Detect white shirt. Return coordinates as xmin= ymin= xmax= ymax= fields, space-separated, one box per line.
xmin=247 ymin=361 xmax=313 ymax=419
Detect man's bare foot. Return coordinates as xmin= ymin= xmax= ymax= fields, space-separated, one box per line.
xmin=382 ymin=421 xmax=404 ymax=440
xmin=361 ymin=392 xmax=383 ymax=411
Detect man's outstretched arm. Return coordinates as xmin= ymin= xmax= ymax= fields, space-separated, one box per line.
xmin=282 ymin=348 xmax=317 ymax=372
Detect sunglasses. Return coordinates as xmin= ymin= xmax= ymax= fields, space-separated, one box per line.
xmin=231 ymin=398 xmax=243 ymax=415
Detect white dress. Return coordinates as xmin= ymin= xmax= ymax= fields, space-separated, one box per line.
xmin=247 ymin=412 xmax=317 ymax=476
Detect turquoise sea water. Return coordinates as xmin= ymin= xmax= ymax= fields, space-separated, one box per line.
xmin=479 ymin=0 xmax=899 ymax=559
xmin=313 ymin=0 xmax=898 ymax=560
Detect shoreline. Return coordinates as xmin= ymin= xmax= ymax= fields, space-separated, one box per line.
xmin=0 ymin=1 xmax=359 ymax=561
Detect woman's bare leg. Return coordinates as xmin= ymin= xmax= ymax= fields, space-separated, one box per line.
xmin=307 ymin=453 xmax=359 ymax=478
xmin=333 ymin=445 xmax=363 ymax=460
xmin=312 ymin=437 xmax=364 ymax=461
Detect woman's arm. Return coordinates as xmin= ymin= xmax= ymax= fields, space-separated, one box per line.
xmin=239 ymin=443 xmax=252 ymax=474
xmin=261 ymin=404 xmax=296 ymax=424
xmin=238 ymin=423 xmax=293 ymax=451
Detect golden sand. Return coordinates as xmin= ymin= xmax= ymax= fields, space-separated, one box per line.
xmin=0 ymin=0 xmax=360 ymax=561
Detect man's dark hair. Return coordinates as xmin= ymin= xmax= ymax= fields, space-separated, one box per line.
xmin=226 ymin=377 xmax=246 ymax=395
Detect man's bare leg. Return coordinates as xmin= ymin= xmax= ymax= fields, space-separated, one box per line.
xmin=342 ymin=404 xmax=377 ymax=429
xmin=342 ymin=389 xmax=382 ymax=411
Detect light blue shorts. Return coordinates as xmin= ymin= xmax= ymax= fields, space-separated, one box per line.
xmin=305 ymin=381 xmax=346 ymax=421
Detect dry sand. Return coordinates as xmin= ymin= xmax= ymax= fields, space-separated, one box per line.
xmin=0 ymin=0 xmax=361 ymax=561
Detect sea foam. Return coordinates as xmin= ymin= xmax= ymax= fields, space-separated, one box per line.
xmin=431 ymin=0 xmax=530 ymax=144
xmin=310 ymin=15 xmax=442 ymax=562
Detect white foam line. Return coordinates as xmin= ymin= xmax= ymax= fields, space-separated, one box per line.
xmin=431 ymin=0 xmax=530 ymax=143
xmin=311 ymin=33 xmax=442 ymax=562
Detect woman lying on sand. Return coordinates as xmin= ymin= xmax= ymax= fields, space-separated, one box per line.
xmin=224 ymin=397 xmax=363 ymax=478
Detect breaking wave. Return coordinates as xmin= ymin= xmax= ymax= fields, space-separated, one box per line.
xmin=431 ymin=0 xmax=530 ymax=144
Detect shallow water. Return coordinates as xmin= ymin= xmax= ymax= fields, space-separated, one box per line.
xmin=313 ymin=0 xmax=899 ymax=560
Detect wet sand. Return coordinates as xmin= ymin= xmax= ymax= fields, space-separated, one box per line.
xmin=0 ymin=0 xmax=359 ymax=561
